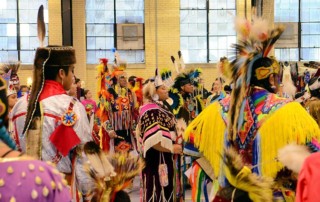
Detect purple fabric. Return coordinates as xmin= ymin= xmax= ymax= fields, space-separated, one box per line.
xmin=0 ymin=159 xmax=71 ymax=201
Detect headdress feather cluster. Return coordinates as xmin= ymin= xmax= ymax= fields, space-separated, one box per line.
xmin=220 ymin=147 xmax=274 ymax=202
xmin=228 ymin=17 xmax=284 ymax=140
xmin=171 ymin=50 xmax=186 ymax=74
xmin=86 ymin=149 xmax=144 ymax=202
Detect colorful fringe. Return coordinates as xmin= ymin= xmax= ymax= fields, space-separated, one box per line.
xmin=111 ymin=111 xmax=132 ymax=131
xmin=190 ymin=162 xmax=209 ymax=202
xmin=184 ymin=102 xmax=226 ymax=178
xmin=259 ymin=101 xmax=320 ymax=178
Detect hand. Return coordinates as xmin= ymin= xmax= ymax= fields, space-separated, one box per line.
xmin=173 ymin=144 xmax=183 ymax=154
xmin=108 ymin=130 xmax=117 ymax=139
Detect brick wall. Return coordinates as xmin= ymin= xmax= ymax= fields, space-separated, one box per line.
xmin=72 ymin=0 xmax=87 ymax=83
xmin=18 ymin=0 xmax=277 ymax=100
xmin=48 ymin=0 xmax=62 ymax=45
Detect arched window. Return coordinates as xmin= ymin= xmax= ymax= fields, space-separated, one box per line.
xmin=86 ymin=0 xmax=145 ymax=64
xmin=180 ymin=0 xmax=236 ymax=63
xmin=0 ymin=0 xmax=48 ymax=63
xmin=274 ymin=0 xmax=320 ymax=61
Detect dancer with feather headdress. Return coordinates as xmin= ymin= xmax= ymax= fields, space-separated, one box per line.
xmin=169 ymin=52 xmax=212 ymax=201
xmin=184 ymin=17 xmax=320 ymax=201
xmin=99 ymin=50 xmax=137 ymax=155
xmin=9 ymin=5 xmax=116 ymax=201
xmin=136 ymin=68 xmax=183 ymax=202
xmin=0 ymin=62 xmax=20 ymax=151
xmin=93 ymin=58 xmax=112 ymax=151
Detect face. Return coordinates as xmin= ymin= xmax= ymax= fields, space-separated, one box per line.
xmin=8 ymin=93 xmax=17 ymax=109
xmin=85 ymin=91 xmax=92 ymax=99
xmin=182 ymin=83 xmax=194 ymax=94
xmin=156 ymin=85 xmax=169 ymax=101
xmin=61 ymin=65 xmax=75 ymax=91
xmin=68 ymin=83 xmax=77 ymax=97
xmin=119 ymin=77 xmax=127 ymax=88
xmin=13 ymin=84 xmax=20 ymax=92
xmin=213 ymin=80 xmax=222 ymax=92
xmin=76 ymin=81 xmax=81 ymax=88
xmin=21 ymin=87 xmax=28 ymax=93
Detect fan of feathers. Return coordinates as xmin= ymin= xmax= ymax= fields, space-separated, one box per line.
xmin=85 ymin=142 xmax=144 ymax=202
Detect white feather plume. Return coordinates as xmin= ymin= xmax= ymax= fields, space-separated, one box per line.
xmin=282 ymin=64 xmax=297 ymax=98
xmin=277 ymin=144 xmax=311 ymax=173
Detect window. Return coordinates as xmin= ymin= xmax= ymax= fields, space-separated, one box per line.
xmin=0 ymin=0 xmax=48 ymax=64
xmin=180 ymin=0 xmax=236 ymax=63
xmin=274 ymin=0 xmax=320 ymax=61
xmin=86 ymin=0 xmax=144 ymax=64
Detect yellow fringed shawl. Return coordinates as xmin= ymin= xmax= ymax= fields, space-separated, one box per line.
xmin=184 ymin=102 xmax=226 ymax=177
xmin=185 ymin=101 xmax=320 ymax=181
xmin=259 ymin=101 xmax=320 ymax=177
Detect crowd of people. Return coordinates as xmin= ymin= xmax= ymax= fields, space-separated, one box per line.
xmin=1 ymin=7 xmax=320 ymax=202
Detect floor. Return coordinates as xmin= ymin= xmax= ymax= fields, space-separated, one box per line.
xmin=128 ymin=177 xmax=207 ymax=202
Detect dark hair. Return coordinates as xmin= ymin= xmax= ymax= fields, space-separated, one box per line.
xmin=84 ymin=89 xmax=90 ymax=99
xmin=308 ymin=77 xmax=320 ymax=98
xmin=224 ymin=85 xmax=232 ymax=93
xmin=44 ymin=66 xmax=70 ymax=81
xmin=19 ymin=85 xmax=28 ymax=90
xmin=75 ymin=78 xmax=81 ymax=83
xmin=114 ymin=190 xmax=131 ymax=202
xmin=250 ymin=57 xmax=275 ymax=93
xmin=128 ymin=76 xmax=137 ymax=86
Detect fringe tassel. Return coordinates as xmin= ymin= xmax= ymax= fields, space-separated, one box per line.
xmin=259 ymin=102 xmax=320 ymax=177
xmin=143 ymin=131 xmax=173 ymax=157
xmin=184 ymin=102 xmax=226 ymax=178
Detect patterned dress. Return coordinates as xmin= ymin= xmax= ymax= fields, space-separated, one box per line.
xmin=106 ymin=87 xmax=136 ymax=153
xmin=138 ymin=101 xmax=177 ymax=202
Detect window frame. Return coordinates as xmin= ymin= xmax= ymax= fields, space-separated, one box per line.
xmin=85 ymin=0 xmax=145 ymax=64
xmin=274 ymin=0 xmax=320 ymax=61
xmin=0 ymin=0 xmax=48 ymax=64
xmin=180 ymin=0 xmax=237 ymax=64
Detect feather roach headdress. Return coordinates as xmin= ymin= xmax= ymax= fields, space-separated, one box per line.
xmin=172 ymin=68 xmax=203 ymax=91
xmin=170 ymin=51 xmax=203 ymax=90
xmin=160 ymin=68 xmax=174 ymax=88
xmin=227 ymin=17 xmax=284 ymax=141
